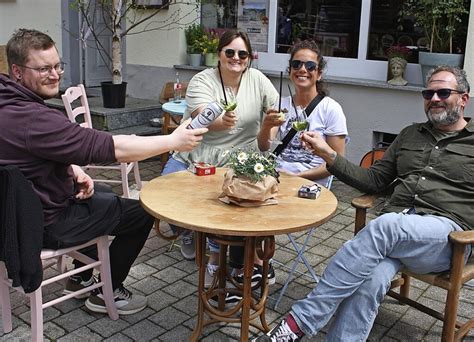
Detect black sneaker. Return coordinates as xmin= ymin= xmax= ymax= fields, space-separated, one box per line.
xmin=252 ymin=318 xmax=302 ymax=342
xmin=208 ymin=293 xmax=242 ymax=308
xmin=85 ymin=285 xmax=147 ymax=315
xmin=62 ymin=275 xmax=94 ymax=299
xmin=233 ymin=263 xmax=276 ymax=287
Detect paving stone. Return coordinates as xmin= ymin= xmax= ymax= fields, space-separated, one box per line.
xmin=58 ymin=326 xmax=103 ymax=341
xmin=129 ymin=263 xmax=159 ymax=280
xmin=149 ymin=306 xmax=189 ymax=330
xmin=88 ymin=317 xmax=130 ymax=338
xmin=122 ymin=319 xmax=164 ymax=341
xmin=52 ymin=308 xmax=96 ymax=332
xmin=103 ymin=332 xmax=134 ymax=341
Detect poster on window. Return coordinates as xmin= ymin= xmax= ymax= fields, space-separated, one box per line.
xmin=237 ymin=0 xmax=268 ymax=52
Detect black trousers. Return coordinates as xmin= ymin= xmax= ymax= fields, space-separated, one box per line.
xmin=43 ymin=185 xmax=154 ymax=289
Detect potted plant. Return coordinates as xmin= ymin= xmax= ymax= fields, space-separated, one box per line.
xmin=72 ymin=0 xmax=199 ymax=108
xmin=400 ymin=0 xmax=469 ymax=84
xmin=185 ymin=23 xmax=205 ymax=67
xmin=201 ymin=30 xmax=220 ymax=67
xmin=221 ymin=148 xmax=279 ymax=205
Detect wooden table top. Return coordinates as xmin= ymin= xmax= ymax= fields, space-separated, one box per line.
xmin=140 ymin=168 xmax=338 ymax=237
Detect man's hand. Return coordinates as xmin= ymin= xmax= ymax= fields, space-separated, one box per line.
xmin=301 ymin=131 xmax=337 ymax=165
xmin=74 ymin=168 xmax=95 ymax=200
xmin=169 ymin=118 xmax=208 ymax=152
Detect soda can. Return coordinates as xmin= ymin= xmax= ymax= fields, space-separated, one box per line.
xmin=187 ymin=102 xmax=224 ymax=129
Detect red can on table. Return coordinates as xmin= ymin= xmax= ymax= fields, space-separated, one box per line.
xmin=189 ymin=162 xmax=216 ymax=176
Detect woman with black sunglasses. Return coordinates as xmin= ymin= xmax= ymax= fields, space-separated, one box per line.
xmin=161 ymin=29 xmax=279 ymax=298
xmin=258 ymin=40 xmax=348 ymax=187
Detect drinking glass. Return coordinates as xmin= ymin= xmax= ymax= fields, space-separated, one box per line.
xmin=224 ymin=87 xmax=241 ymax=134
xmin=267 ymin=97 xmax=287 ymax=146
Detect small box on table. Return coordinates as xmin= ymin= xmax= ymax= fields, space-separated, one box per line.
xmin=189 ymin=162 xmax=216 ymax=176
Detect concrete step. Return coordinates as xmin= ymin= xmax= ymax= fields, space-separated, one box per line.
xmin=46 ymin=96 xmax=163 ymax=133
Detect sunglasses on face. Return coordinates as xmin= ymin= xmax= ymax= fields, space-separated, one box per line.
xmin=223 ymin=49 xmax=250 ymax=59
xmin=421 ymin=88 xmax=465 ymax=100
xmin=290 ymin=60 xmax=318 ymax=72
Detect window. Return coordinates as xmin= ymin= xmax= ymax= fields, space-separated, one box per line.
xmin=276 ymin=0 xmax=361 ymax=58
xmin=368 ymin=0 xmax=468 ymax=63
xmin=201 ymin=0 xmax=269 ymax=52
xmin=199 ymin=0 xmax=469 ymax=83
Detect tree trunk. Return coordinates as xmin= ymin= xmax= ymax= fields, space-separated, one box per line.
xmin=112 ymin=0 xmax=123 ymax=84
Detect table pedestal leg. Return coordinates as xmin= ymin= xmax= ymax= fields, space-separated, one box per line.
xmin=191 ymin=234 xmax=275 ymax=341
xmin=190 ymin=231 xmax=206 ymax=341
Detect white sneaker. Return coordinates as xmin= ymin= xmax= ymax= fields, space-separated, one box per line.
xmin=180 ymin=231 xmax=195 ymax=260
xmin=204 ymin=263 xmax=219 ymax=288
xmin=85 ymin=285 xmax=147 ymax=315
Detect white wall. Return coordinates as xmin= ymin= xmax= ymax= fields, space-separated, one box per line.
xmin=0 ymin=0 xmax=62 ymax=51
xmin=464 ymin=0 xmax=474 ymax=94
xmin=126 ymin=2 xmax=200 ymax=68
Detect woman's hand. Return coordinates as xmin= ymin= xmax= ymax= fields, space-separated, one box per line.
xmin=221 ymin=110 xmax=238 ymax=129
xmin=262 ymin=109 xmax=286 ymax=129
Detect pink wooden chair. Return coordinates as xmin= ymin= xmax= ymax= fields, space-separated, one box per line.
xmin=0 ymin=166 xmax=118 ymax=341
xmin=61 ymin=84 xmax=142 ymax=198
xmin=0 ymin=236 xmax=119 ymax=341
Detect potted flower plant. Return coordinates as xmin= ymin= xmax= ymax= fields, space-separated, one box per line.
xmin=185 ymin=23 xmax=205 ymax=67
xmin=201 ymin=30 xmax=220 ymax=67
xmin=221 ymin=149 xmax=279 ymax=206
xmin=399 ymin=0 xmax=469 ymax=84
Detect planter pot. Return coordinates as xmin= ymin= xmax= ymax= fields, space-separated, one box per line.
xmin=189 ymin=53 xmax=202 ymax=67
xmin=418 ymin=52 xmax=464 ymax=86
xmin=204 ymin=53 xmax=218 ymax=67
xmin=101 ymin=81 xmax=127 ymax=108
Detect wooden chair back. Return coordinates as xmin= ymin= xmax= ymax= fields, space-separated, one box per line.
xmin=159 ymin=81 xmax=189 ymax=104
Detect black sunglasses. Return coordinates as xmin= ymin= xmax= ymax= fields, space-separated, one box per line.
xmin=421 ymin=88 xmax=465 ymax=100
xmin=224 ymin=49 xmax=250 ymax=59
xmin=290 ymin=60 xmax=318 ymax=72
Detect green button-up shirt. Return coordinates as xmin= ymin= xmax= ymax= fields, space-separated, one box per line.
xmin=329 ymin=119 xmax=474 ymax=230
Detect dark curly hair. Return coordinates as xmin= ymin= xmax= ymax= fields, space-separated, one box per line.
xmin=288 ymin=40 xmax=328 ymax=96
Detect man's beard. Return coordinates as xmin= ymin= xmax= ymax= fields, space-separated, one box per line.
xmin=426 ymin=103 xmax=461 ymax=128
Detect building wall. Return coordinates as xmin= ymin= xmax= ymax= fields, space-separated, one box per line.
xmin=0 ymin=0 xmax=62 ymax=51
xmin=125 ymin=3 xmax=199 ymax=68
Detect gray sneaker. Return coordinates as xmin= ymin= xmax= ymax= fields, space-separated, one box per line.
xmin=204 ymin=263 xmax=219 ymax=288
xmin=85 ymin=285 xmax=147 ymax=315
xmin=62 ymin=275 xmax=94 ymax=299
xmin=180 ymin=231 xmax=195 ymax=260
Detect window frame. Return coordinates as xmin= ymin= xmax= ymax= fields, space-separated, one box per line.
xmin=258 ymin=0 xmax=423 ymax=85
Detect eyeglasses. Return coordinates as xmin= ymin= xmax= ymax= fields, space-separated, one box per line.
xmin=17 ymin=61 xmax=66 ymax=77
xmin=223 ymin=49 xmax=250 ymax=59
xmin=421 ymin=88 xmax=465 ymax=100
xmin=290 ymin=60 xmax=318 ymax=72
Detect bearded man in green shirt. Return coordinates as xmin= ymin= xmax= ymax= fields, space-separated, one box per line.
xmin=253 ymin=65 xmax=473 ymax=342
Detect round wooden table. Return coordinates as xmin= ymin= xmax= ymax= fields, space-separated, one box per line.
xmin=140 ymin=168 xmax=338 ymax=341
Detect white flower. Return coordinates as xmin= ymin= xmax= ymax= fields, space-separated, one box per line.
xmin=222 ymin=150 xmax=230 ymax=157
xmin=237 ymin=152 xmax=248 ymax=164
xmin=254 ymin=163 xmax=264 ymax=173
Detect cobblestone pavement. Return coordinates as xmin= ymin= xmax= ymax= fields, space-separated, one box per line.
xmin=2 ymin=157 xmax=473 ymax=341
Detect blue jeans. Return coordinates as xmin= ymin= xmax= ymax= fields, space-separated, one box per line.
xmin=162 ymin=158 xmax=220 ymax=254
xmin=291 ymin=212 xmax=471 ymax=341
